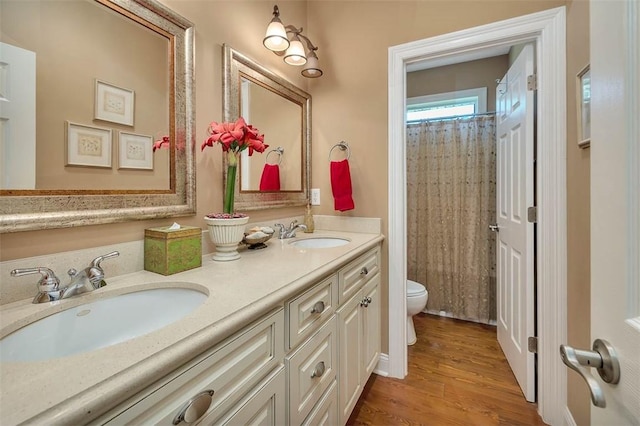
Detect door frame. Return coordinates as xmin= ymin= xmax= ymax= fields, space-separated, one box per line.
xmin=387 ymin=7 xmax=567 ymax=425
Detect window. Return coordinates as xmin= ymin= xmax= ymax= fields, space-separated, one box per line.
xmin=407 ymin=87 xmax=487 ymax=121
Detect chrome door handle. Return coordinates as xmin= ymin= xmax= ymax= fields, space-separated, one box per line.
xmin=489 ymin=224 xmax=499 ymax=232
xmin=559 ymin=339 xmax=620 ymax=408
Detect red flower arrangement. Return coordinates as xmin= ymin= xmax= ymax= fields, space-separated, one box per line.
xmin=202 ymin=117 xmax=268 ymax=214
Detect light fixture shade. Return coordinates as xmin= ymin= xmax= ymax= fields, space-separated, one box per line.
xmin=301 ymin=52 xmax=323 ymax=78
xmin=263 ymin=19 xmax=289 ymax=52
xmin=284 ymin=38 xmax=307 ymax=66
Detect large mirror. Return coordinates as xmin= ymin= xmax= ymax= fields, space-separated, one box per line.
xmin=0 ymin=0 xmax=195 ymax=233
xmin=223 ymin=45 xmax=310 ymax=210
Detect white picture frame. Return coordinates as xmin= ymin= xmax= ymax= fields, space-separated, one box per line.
xmin=118 ymin=131 xmax=153 ymax=170
xmin=577 ymin=64 xmax=591 ymax=148
xmin=94 ymin=79 xmax=135 ymax=126
xmin=65 ymin=121 xmax=112 ymax=168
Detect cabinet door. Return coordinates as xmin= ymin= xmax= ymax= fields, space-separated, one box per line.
xmin=361 ymin=274 xmax=381 ymax=378
xmin=336 ymin=292 xmax=362 ymax=425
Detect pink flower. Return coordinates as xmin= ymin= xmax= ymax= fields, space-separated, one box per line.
xmin=201 ymin=117 xmax=268 ymax=155
xmin=153 ymin=136 xmax=170 ymax=152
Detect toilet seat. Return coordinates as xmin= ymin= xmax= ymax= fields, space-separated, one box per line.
xmin=407 ymin=280 xmax=427 ymax=297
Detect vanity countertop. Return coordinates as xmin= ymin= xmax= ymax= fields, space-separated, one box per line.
xmin=0 ymin=229 xmax=384 ymax=426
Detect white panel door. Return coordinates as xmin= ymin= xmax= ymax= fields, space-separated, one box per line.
xmin=0 ymin=42 xmax=36 ymax=189
xmin=495 ymin=44 xmax=535 ymax=402
xmin=588 ymin=0 xmax=640 ymax=422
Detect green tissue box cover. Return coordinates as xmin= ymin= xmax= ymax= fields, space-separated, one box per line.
xmin=144 ymin=226 xmax=202 ymax=275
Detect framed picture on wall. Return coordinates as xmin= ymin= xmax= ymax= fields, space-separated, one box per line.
xmin=65 ymin=121 xmax=112 ymax=168
xmin=577 ymin=65 xmax=591 ymax=148
xmin=94 ymin=79 xmax=135 ymax=126
xmin=118 ymin=131 xmax=153 ymax=170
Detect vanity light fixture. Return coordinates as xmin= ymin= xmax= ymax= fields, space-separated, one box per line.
xmin=263 ymin=5 xmax=323 ymax=78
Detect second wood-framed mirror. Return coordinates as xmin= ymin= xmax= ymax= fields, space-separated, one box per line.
xmin=222 ymin=45 xmax=311 ymax=211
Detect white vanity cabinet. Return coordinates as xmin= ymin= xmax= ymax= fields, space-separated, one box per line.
xmin=285 ymin=245 xmax=380 ymax=426
xmin=97 ymin=309 xmax=285 ymax=425
xmin=91 ymin=244 xmax=381 ymax=426
xmin=336 ymin=250 xmax=381 ymax=425
xmin=285 ymin=273 xmax=339 ymax=425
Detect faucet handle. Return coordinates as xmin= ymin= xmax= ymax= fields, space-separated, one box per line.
xmin=91 ymin=251 xmax=119 ymax=268
xmin=88 ymin=251 xmax=119 ymax=287
xmin=11 ymin=267 xmax=60 ymax=292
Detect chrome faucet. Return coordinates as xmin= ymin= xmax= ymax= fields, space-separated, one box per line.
xmin=274 ymin=220 xmax=307 ymax=239
xmin=11 ymin=251 xmax=119 ymax=304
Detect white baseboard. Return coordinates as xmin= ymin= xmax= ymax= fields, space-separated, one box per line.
xmin=563 ymin=406 xmax=577 ymax=426
xmin=374 ymin=353 xmax=389 ymax=377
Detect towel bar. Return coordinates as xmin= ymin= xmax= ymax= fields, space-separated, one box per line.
xmin=329 ymin=141 xmax=351 ymax=161
xmin=265 ymin=147 xmax=284 ymax=165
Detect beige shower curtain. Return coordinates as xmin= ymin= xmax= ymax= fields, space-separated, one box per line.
xmin=406 ymin=115 xmax=497 ymax=324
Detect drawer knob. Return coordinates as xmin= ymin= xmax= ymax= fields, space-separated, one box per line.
xmin=172 ymin=389 xmax=214 ymax=425
xmin=360 ymin=296 xmax=372 ymax=307
xmin=311 ymin=361 xmax=326 ymax=378
xmin=310 ymin=301 xmax=325 ymax=314
xmin=360 ymin=267 xmax=369 ymax=276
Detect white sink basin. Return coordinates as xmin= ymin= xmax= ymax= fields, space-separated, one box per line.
xmin=0 ymin=286 xmax=207 ymax=362
xmin=290 ymin=237 xmax=350 ymax=249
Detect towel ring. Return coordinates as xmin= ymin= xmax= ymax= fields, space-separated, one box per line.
xmin=265 ymin=147 xmax=284 ymax=165
xmin=329 ymin=141 xmax=351 ymax=161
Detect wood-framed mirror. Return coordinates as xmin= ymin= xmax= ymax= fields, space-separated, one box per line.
xmin=222 ymin=45 xmax=311 ymax=211
xmin=0 ymin=0 xmax=195 ymax=233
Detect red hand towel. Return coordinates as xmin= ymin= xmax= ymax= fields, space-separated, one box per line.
xmin=330 ymin=159 xmax=355 ymax=211
xmin=259 ymin=163 xmax=281 ymax=191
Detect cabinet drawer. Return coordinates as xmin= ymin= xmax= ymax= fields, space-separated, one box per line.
xmin=103 ymin=309 xmax=284 ymax=425
xmin=287 ymin=274 xmax=337 ymax=350
xmin=338 ymin=248 xmax=380 ymax=304
xmin=287 ymin=315 xmax=337 ymax=426
xmin=302 ymin=379 xmax=338 ymax=426
xmin=211 ymin=365 xmax=286 ymax=426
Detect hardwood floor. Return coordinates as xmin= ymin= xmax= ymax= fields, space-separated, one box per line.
xmin=347 ymin=313 xmax=546 ymax=425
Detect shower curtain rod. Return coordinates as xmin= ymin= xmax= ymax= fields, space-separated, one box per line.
xmin=407 ymin=111 xmax=496 ymax=124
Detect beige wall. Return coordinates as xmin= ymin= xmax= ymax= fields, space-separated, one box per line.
xmin=306 ymin=0 xmax=564 ymax=361
xmin=0 ymin=0 xmax=170 ymax=190
xmin=565 ymin=0 xmax=591 ymax=424
xmin=0 ymin=1 xmax=310 ymax=261
xmin=0 ymin=2 xmax=592 ymax=421
xmin=407 ymin=55 xmax=509 ymax=110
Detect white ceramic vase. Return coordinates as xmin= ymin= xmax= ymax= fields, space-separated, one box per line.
xmin=204 ymin=215 xmax=250 ymax=261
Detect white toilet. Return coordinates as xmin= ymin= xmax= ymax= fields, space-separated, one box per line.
xmin=407 ymin=280 xmax=428 ymax=345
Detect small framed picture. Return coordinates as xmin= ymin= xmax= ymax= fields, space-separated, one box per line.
xmin=118 ymin=131 xmax=153 ymax=170
xmin=577 ymin=65 xmax=591 ymax=148
xmin=65 ymin=121 xmax=112 ymax=168
xmin=95 ymin=79 xmax=135 ymax=126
